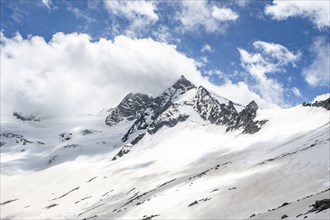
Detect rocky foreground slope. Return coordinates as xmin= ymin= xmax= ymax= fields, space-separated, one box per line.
xmin=1 ymin=76 xmax=329 ymax=219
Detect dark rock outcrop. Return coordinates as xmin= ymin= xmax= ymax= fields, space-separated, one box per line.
xmin=152 ymin=75 xmax=195 ymax=119
xmin=243 ymin=120 xmax=268 ymax=134
xmin=59 ymin=132 xmax=72 ymax=142
xmin=0 ymin=132 xmax=33 ymax=145
xmin=237 ymin=101 xmax=258 ymax=127
xmin=188 ymin=201 xmax=198 ymax=207
xmin=0 ymin=199 xmax=19 ymax=206
xmin=303 ymin=97 xmax=330 ymax=110
xmin=112 ymin=143 xmax=133 ymax=161
xmin=120 ymin=76 xmax=195 ymax=142
xmin=148 ymin=105 xmax=189 ymax=135
xmin=121 ymin=108 xmax=154 ymax=142
xmin=309 ymin=199 xmax=330 ymax=213
xmin=193 ymin=87 xmax=266 ymax=134
xmin=13 ymin=112 xmax=40 ymax=122
xmin=141 ymin=214 xmax=159 ymax=220
xmin=193 ymin=87 xmax=240 ymax=129
xmin=105 ymin=93 xmax=154 ymax=126
xmin=113 ymin=133 xmax=146 ymax=160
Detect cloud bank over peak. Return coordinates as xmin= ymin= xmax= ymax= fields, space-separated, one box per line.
xmin=1 ymin=32 xmax=280 ymax=117
xmin=0 ymin=32 xmax=200 ymax=116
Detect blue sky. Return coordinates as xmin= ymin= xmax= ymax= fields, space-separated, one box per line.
xmin=1 ymin=0 xmax=329 ymax=115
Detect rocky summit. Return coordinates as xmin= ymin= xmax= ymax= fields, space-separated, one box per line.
xmin=108 ymin=76 xmax=268 ymax=161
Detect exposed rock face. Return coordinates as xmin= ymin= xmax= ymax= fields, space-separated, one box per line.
xmin=239 ymin=101 xmax=268 ymax=134
xmin=152 ymin=75 xmax=195 ymax=118
xmin=238 ymin=101 xmax=258 ymax=127
xmin=148 ymin=106 xmax=189 ymax=135
xmin=309 ymin=199 xmax=330 ymax=213
xmin=192 ymin=87 xmax=266 ymax=134
xmin=121 ymin=107 xmax=154 ymax=142
xmin=105 ymin=93 xmax=154 ymax=126
xmin=303 ymin=98 xmax=330 ymax=110
xmin=242 ymin=120 xmax=268 ymax=134
xmin=119 ymin=76 xmax=196 ymax=142
xmin=0 ymin=132 xmax=33 ymax=145
xmin=112 ymin=143 xmax=133 ymax=161
xmin=192 ymin=86 xmax=240 ymax=129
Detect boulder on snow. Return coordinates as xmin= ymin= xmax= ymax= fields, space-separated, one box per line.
xmin=311 ymin=199 xmax=330 ymax=212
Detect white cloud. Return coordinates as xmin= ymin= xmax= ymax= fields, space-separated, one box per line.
xmin=178 ymin=0 xmax=238 ymax=33
xmin=0 ymin=32 xmax=200 ymax=116
xmin=253 ymin=41 xmax=300 ymax=66
xmin=104 ymin=0 xmax=158 ymax=20
xmin=211 ymin=6 xmax=239 ymax=21
xmin=201 ymin=44 xmax=212 ymax=53
xmin=302 ymin=37 xmax=330 ymax=87
xmin=0 ymin=32 xmax=280 ymax=118
xmin=238 ymin=41 xmax=300 ymax=106
xmin=41 ymin=0 xmax=52 ymax=9
xmin=265 ymin=0 xmax=330 ymax=29
xmin=291 ymin=87 xmax=302 ymax=97
xmin=313 ymin=93 xmax=330 ymax=102
xmin=103 ymin=0 xmax=159 ymax=36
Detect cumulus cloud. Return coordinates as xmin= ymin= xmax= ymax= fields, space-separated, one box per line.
xmin=1 ymin=32 xmax=280 ymax=118
xmin=103 ymin=0 xmax=159 ymax=36
xmin=178 ymin=0 xmax=238 ymax=33
xmin=0 ymin=32 xmax=201 ymax=116
xmin=238 ymin=41 xmax=300 ymax=105
xmin=211 ymin=6 xmax=239 ymax=21
xmin=201 ymin=44 xmax=212 ymax=53
xmin=302 ymin=37 xmax=330 ymax=88
xmin=253 ymin=41 xmax=300 ymax=66
xmin=265 ymin=0 xmax=330 ymax=29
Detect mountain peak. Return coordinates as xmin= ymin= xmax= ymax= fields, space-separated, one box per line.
xmin=171 ymin=75 xmax=195 ymax=90
xmin=245 ymin=100 xmax=258 ymax=111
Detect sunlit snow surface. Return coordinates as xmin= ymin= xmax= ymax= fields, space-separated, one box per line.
xmin=1 ymin=105 xmax=329 ymax=219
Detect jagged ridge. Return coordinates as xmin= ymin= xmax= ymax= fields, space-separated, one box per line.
xmin=108 ymin=75 xmax=267 ymax=161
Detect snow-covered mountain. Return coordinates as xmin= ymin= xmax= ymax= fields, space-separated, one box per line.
xmin=1 ymin=76 xmax=329 ymax=220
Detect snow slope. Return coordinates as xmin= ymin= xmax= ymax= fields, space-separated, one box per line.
xmin=1 ymin=78 xmax=329 ymax=220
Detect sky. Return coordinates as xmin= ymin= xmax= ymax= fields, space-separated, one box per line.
xmin=1 ymin=0 xmax=329 ymax=116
